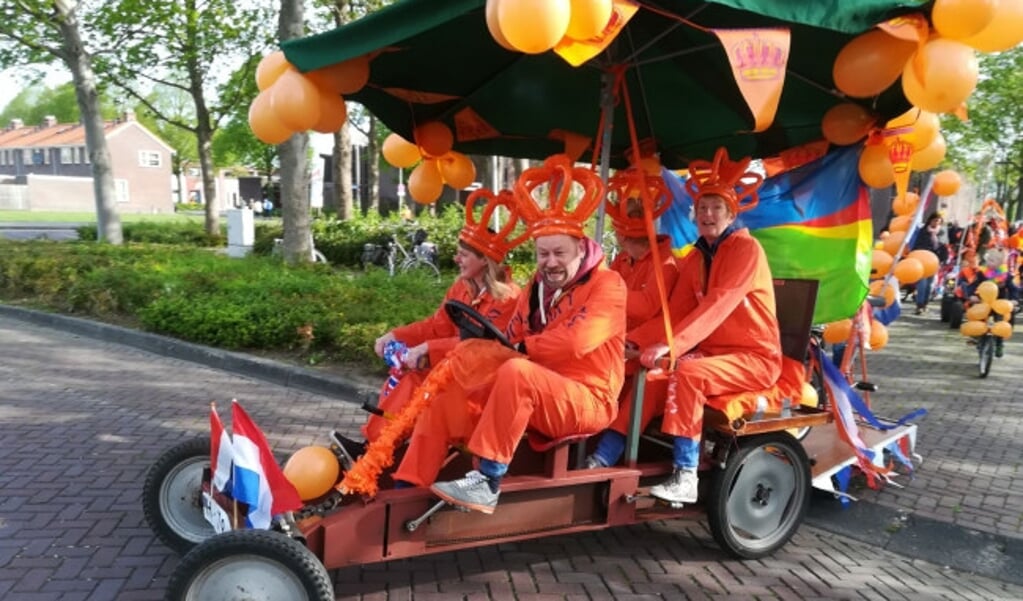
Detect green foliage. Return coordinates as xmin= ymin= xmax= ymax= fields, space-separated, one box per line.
xmin=76 ymin=221 xmax=225 ymax=246
xmin=0 ymin=239 xmax=449 ymax=366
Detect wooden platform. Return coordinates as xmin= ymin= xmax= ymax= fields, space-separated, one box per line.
xmin=802 ymin=420 xmax=917 ymax=495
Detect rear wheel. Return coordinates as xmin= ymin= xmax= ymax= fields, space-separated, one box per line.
xmin=978 ymin=335 xmax=994 ymax=378
xmin=166 ymin=529 xmax=334 ymax=601
xmin=948 ymin=300 xmax=964 ymax=329
xmin=401 ymin=257 xmax=441 ymax=279
xmin=707 ymin=432 xmax=811 ymax=559
xmin=142 ymin=437 xmax=214 ymax=555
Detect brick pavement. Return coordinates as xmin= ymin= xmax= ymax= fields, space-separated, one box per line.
xmin=1 ymin=307 xmax=1022 ymax=600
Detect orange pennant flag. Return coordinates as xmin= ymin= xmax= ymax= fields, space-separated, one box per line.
xmin=549 ymin=129 xmax=592 ymax=162
xmin=953 ymin=102 xmax=969 ymax=122
xmin=877 ymin=13 xmax=930 ymax=85
xmin=887 ymin=136 xmax=914 ymax=204
xmin=554 ymin=0 xmax=639 ymax=67
xmin=714 ymin=28 xmax=790 ymax=133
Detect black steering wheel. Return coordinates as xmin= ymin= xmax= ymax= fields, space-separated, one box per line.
xmin=444 ymin=300 xmax=514 ymax=349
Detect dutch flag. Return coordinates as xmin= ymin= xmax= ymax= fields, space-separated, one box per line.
xmin=209 ymin=403 xmax=235 ymax=493
xmin=229 ymin=400 xmax=303 ymax=529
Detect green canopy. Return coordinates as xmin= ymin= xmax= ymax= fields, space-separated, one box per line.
xmin=282 ymin=0 xmax=926 ymax=167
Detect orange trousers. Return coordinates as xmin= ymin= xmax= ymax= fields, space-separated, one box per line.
xmin=393 ymin=353 xmax=616 ymax=486
xmin=610 ymin=352 xmax=778 ymax=440
xmin=361 ymin=370 xmax=427 ymax=443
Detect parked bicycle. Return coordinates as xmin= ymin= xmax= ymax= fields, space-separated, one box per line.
xmin=272 ymin=233 xmax=328 ymax=264
xmin=360 ymin=227 xmax=440 ymax=278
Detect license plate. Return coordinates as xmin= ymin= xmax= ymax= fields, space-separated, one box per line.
xmin=202 ymin=491 xmax=233 ymax=534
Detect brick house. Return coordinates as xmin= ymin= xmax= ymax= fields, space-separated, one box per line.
xmin=0 ymin=111 xmax=174 ymax=213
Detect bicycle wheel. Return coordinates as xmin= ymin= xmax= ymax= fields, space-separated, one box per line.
xmin=978 ymin=335 xmax=993 ymax=378
xmin=311 ymin=249 xmax=328 ymax=264
xmin=400 ymin=258 xmax=440 ymax=279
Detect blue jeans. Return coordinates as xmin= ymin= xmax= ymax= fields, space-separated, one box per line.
xmin=915 ymin=276 xmax=934 ymax=308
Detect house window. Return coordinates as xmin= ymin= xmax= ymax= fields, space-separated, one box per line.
xmin=138 ymin=150 xmax=161 ymax=167
xmin=42 ymin=149 xmax=50 ymax=164
xmin=60 ymin=147 xmax=73 ymax=164
xmin=23 ymin=149 xmax=32 ymax=164
xmin=114 ymin=179 xmax=129 ymax=203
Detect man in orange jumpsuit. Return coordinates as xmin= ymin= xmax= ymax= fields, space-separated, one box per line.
xmin=395 ymin=155 xmax=627 ymax=513
xmin=333 ymin=192 xmax=525 ymax=464
xmin=587 ymin=148 xmax=782 ymax=505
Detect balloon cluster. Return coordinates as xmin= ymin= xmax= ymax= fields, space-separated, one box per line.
xmin=485 ymin=0 xmax=614 ymax=54
xmin=248 ymin=50 xmax=371 ymax=144
xmin=381 ymin=122 xmax=477 ymax=205
xmin=823 ymin=0 xmax=1023 ymax=196
xmin=960 ymin=281 xmax=1014 ymax=339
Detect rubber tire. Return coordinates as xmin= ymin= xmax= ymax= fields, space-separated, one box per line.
xmin=939 ymin=295 xmax=954 ymax=323
xmin=401 ymin=258 xmax=441 ymax=279
xmin=143 ymin=437 xmax=215 ymax=555
xmin=978 ymin=335 xmax=993 ymax=378
xmin=707 ymin=432 xmax=811 ymax=559
xmin=165 ymin=529 xmax=334 ymax=601
xmin=948 ymin=300 xmax=964 ymax=329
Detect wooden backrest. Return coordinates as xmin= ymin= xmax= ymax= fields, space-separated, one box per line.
xmin=772 ymin=278 xmax=819 ymax=362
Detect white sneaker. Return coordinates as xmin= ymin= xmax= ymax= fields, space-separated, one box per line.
xmin=649 ymin=469 xmax=698 ymax=504
xmin=430 ymin=470 xmax=499 ymax=514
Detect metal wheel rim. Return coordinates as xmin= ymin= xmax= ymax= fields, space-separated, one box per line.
xmin=979 ymin=336 xmax=993 ymax=377
xmin=724 ymin=444 xmax=802 ymax=546
xmin=161 ymin=458 xmax=215 ymax=544
xmin=184 ymin=554 xmax=310 ymax=601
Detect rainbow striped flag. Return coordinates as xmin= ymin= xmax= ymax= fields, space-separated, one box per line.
xmin=660 ymin=146 xmax=871 ymax=324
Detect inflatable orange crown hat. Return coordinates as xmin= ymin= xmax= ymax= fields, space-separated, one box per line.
xmin=605 ymin=167 xmax=672 ymax=238
xmin=514 ymin=154 xmax=605 ymax=239
xmin=460 ymin=188 xmax=530 ymax=262
xmin=685 ymin=147 xmax=763 ymax=214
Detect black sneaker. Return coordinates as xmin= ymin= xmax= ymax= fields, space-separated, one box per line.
xmin=329 ymin=431 xmax=366 ymax=471
xmin=995 ymin=339 xmax=1004 ymax=358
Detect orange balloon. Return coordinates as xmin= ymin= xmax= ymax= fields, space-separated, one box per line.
xmin=283 ymin=446 xmax=340 ymax=501
xmin=961 ymin=0 xmax=1023 ymax=52
xmin=907 ymin=249 xmax=940 ymax=278
xmin=409 ymin=160 xmax=444 ymax=205
xmin=932 ymin=170 xmax=962 ymax=196
xmin=382 ymin=133 xmax=422 ymax=169
xmin=977 ymin=280 xmax=999 ymax=304
xmin=901 ymin=39 xmax=979 ymax=114
xmin=933 ymin=0 xmax=997 ymax=40
xmin=882 ymin=230 xmax=907 ymax=257
xmin=498 ymin=0 xmax=571 ymax=54
xmin=885 ymin=108 xmax=939 ymax=151
xmin=893 ymin=257 xmax=924 ymax=285
xmin=871 ymin=249 xmax=894 ymax=278
xmin=821 ymin=103 xmax=875 ymax=146
xmin=888 ymin=215 xmax=912 ymax=233
xmin=414 ymin=121 xmax=454 ymax=158
xmin=248 ymin=91 xmax=293 ymax=144
xmin=311 ymin=90 xmax=347 ymax=133
xmin=486 ymin=0 xmax=517 ymax=51
xmin=960 ymin=320 xmax=987 ymax=337
xmin=991 ymin=320 xmax=1013 ymax=339
xmin=966 ymin=302 xmax=992 ymax=321
xmin=892 ymin=191 xmax=919 ymax=217
xmin=566 ymin=0 xmax=613 ymax=41
xmin=256 ymin=51 xmax=290 ymax=92
xmin=307 ymin=55 xmax=371 ymax=95
xmin=437 ymin=152 xmax=477 ymax=189
xmin=859 ymin=144 xmax=895 ymax=189
xmin=869 ymin=279 xmax=898 ymax=308
xmin=911 ymin=133 xmax=947 ymax=172
xmin=269 ymin=70 xmax=321 ymax=131
xmin=869 ymin=319 xmax=889 ymax=351
xmin=823 ymin=319 xmax=853 ymax=345
xmin=992 ymin=299 xmax=1014 ymax=317
xmin=833 ymin=29 xmax=917 ymax=98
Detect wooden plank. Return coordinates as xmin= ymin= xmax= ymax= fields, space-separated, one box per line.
xmin=802 ymin=421 xmax=917 ymax=485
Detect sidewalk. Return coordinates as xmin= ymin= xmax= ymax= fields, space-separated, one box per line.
xmin=1 ymin=301 xmax=1021 ymax=586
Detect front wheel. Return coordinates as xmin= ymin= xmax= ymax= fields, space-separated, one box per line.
xmin=706 ymin=432 xmax=811 ymax=559
xmin=400 ymin=257 xmax=440 ymax=279
xmin=165 ymin=529 xmax=334 ymax=601
xmin=142 ymin=437 xmax=215 ymax=555
xmin=978 ymin=335 xmax=994 ymax=378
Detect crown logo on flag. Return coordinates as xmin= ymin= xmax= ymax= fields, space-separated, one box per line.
xmin=733 ymin=34 xmax=785 ymax=81
xmin=887 ymin=138 xmax=913 ymax=174
xmin=605 ymin=168 xmax=672 ymax=238
xmin=460 ymin=188 xmax=530 ymax=262
xmin=685 ymin=147 xmax=763 ymax=214
xmin=514 ymin=154 xmax=605 ymax=239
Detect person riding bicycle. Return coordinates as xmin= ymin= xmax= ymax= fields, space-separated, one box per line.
xmin=393 ymin=155 xmax=628 ymax=513
xmin=959 ymin=245 xmax=1017 ymax=357
xmin=334 ymin=191 xmax=526 ymax=463
xmin=586 ymin=147 xmax=783 ymax=505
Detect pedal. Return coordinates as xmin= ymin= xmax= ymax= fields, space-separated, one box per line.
xmin=624 ymin=491 xmax=687 ymax=509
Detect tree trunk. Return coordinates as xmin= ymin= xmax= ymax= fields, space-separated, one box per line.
xmin=279 ymin=0 xmax=310 ymax=263
xmin=367 ymin=116 xmax=380 ymax=214
xmin=336 ymin=123 xmax=354 ymax=218
xmin=196 ymin=116 xmax=218 ymax=236
xmin=57 ymin=7 xmax=122 ymax=244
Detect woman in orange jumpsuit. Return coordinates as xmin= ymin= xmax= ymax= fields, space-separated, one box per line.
xmin=393 ymin=155 xmax=628 ymax=513
xmin=334 ymin=192 xmax=525 ymax=462
xmin=588 ymin=148 xmax=782 ymax=505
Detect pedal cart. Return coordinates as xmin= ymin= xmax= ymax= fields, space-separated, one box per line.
xmin=141 ymin=1 xmax=942 ymax=598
